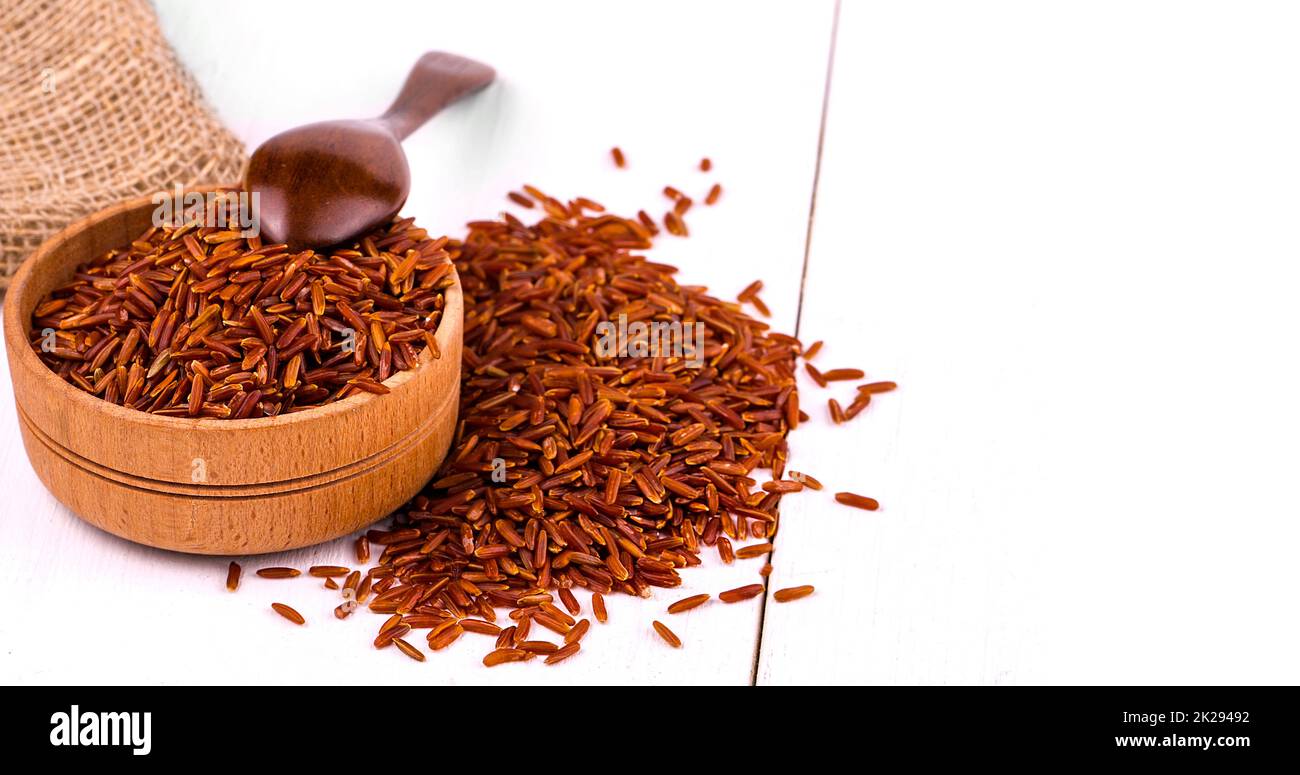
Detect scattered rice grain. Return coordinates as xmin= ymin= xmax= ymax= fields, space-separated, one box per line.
xmin=271 ymin=602 xmax=305 ymax=625
xmin=652 ymin=620 xmax=682 ymax=648
xmin=774 ymin=585 xmax=815 ymax=602
xmin=789 ymin=471 xmax=823 ymax=490
xmin=835 ymin=492 xmax=880 ymax=511
xmin=564 ymin=618 xmax=590 ymax=644
xmin=822 ymin=368 xmax=865 ymax=382
xmin=484 ymin=648 xmax=530 ymax=667
xmin=394 ymin=637 xmax=425 ymax=661
xmin=545 ymin=642 xmax=581 ymax=664
xmin=666 ymin=593 xmax=710 ymax=614
xmin=719 ymin=584 xmax=764 ymax=603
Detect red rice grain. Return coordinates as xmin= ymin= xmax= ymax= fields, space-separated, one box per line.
xmin=355 ymin=536 xmax=370 ymax=564
xmin=858 ymin=381 xmax=897 ymax=394
xmin=663 ymin=185 xmax=683 ymax=200
xmin=805 ymin=363 xmax=828 ymax=387
xmin=803 ymin=340 xmax=823 ymax=360
xmin=545 ymin=642 xmax=581 ymax=664
xmin=291 ymin=178 xmax=896 ymax=668
xmin=29 ymin=198 xmax=450 ymax=419
xmin=773 ymin=585 xmax=815 ymax=602
xmin=666 ymin=593 xmax=710 ymax=614
xmin=558 ymin=587 xmax=581 ymax=616
xmin=762 ymin=480 xmax=804 ymax=494
xmin=374 ymin=623 xmax=411 ymax=648
xmin=735 ymin=543 xmax=774 ymax=559
xmin=611 ymin=147 xmax=626 ymax=168
xmin=393 ymin=637 xmax=425 ymax=661
xmin=225 ymin=561 xmax=240 ymax=591
xmin=835 ymin=492 xmax=880 ymax=511
xmin=789 ymin=471 xmax=823 ymax=490
xmin=821 ymin=368 xmax=865 ymax=382
xmin=257 ymin=567 xmax=300 ymax=579
xmin=718 ymin=536 xmax=735 ymax=564
xmin=512 ymin=617 xmax=533 ymax=642
xmin=483 ymin=648 xmax=530 ymax=667
xmin=652 ymin=620 xmax=682 ymax=648
xmin=542 ymin=603 xmax=574 ymax=626
xmin=460 ymin=619 xmax=503 ymax=636
xmin=574 ymin=197 xmax=605 ymax=214
xmin=845 ymin=393 xmax=871 ymax=419
xmin=719 ymin=584 xmax=764 ymax=603
xmin=428 ymin=624 xmax=464 ymax=650
xmin=699 ymin=157 xmax=712 ymax=172
xmin=533 ymin=612 xmax=572 ymax=636
xmin=564 ymin=618 xmax=590 ymax=644
xmin=636 ymin=210 xmax=660 ymax=235
xmin=705 ymin=183 xmax=722 ymax=205
xmin=507 ymin=191 xmax=535 ymax=208
xmin=271 ymin=602 xmax=305 ymax=625
xmin=427 ymin=618 xmax=460 ymax=638
xmin=309 ymin=565 xmax=350 ymax=578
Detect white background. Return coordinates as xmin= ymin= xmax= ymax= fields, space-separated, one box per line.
xmin=3 ymin=0 xmax=1299 ymax=685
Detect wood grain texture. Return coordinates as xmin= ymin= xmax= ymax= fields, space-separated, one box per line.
xmin=0 ymin=0 xmax=838 ymax=685
xmin=3 ymin=190 xmax=464 ymax=554
xmin=757 ymin=0 xmax=1300 ymax=685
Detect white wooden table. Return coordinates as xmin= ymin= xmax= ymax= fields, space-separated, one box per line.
xmin=4 ymin=0 xmax=1300 ymax=685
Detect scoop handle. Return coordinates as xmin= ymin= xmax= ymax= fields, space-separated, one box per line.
xmin=378 ymin=52 xmax=496 ymax=140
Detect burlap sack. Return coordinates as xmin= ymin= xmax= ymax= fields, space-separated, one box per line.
xmin=0 ymin=0 xmax=248 ymax=290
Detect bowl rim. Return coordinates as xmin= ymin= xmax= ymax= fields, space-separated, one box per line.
xmin=3 ymin=186 xmax=462 ymax=432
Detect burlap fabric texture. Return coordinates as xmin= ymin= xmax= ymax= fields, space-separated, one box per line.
xmin=0 ymin=0 xmax=248 ymax=290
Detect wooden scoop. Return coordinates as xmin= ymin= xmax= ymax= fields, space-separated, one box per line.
xmin=245 ymin=52 xmax=495 ymax=249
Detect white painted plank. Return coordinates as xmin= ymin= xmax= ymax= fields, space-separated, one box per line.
xmin=758 ymin=0 xmax=1300 ymax=684
xmin=0 ymin=0 xmax=835 ymax=685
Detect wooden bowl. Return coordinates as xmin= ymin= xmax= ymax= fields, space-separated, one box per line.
xmin=2 ymin=189 xmax=462 ymax=555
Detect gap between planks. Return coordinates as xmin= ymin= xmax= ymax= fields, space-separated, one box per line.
xmin=749 ymin=0 xmax=843 ymax=686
